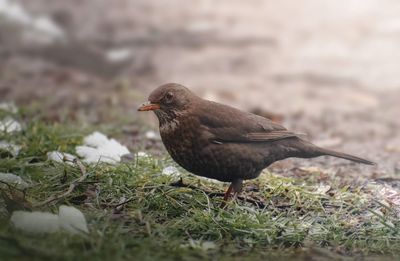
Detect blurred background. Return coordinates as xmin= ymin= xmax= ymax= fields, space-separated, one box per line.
xmin=0 ymin=0 xmax=399 ymax=176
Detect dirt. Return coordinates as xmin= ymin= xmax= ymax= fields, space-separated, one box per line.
xmin=0 ymin=0 xmax=399 ymax=178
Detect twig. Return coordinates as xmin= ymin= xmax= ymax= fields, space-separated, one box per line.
xmin=34 ymin=159 xmax=88 ymax=207
xmin=110 ymin=198 xmax=135 ymax=208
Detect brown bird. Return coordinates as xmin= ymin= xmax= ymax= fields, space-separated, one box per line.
xmin=138 ymin=83 xmax=375 ymax=201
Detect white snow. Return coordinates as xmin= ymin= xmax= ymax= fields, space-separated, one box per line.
xmin=0 ymin=117 xmax=21 ymax=133
xmin=0 ymin=0 xmax=31 ymax=24
xmin=314 ymin=184 xmax=331 ymax=195
xmin=137 ymin=151 xmax=150 ymax=159
xmin=47 ymin=151 xmax=76 ymax=165
xmin=0 ymin=102 xmax=18 ymax=113
xmin=83 ymin=132 xmax=110 ymax=147
xmin=0 ymin=0 xmax=64 ymax=43
xmin=33 ymin=16 xmax=64 ymax=38
xmin=162 ymin=166 xmax=180 ymax=177
xmin=106 ymin=48 xmax=132 ymax=62
xmin=374 ymin=183 xmax=400 ymax=206
xmin=145 ymin=130 xmax=160 ymax=140
xmin=0 ymin=173 xmax=29 ymax=189
xmin=58 ymin=205 xmax=89 ymax=234
xmin=196 ymin=176 xmax=220 ymax=184
xmin=0 ymin=141 xmax=20 ymax=156
xmin=10 ymin=205 xmax=88 ymax=234
xmin=11 ymin=211 xmax=60 ymax=234
xmin=76 ymin=132 xmax=130 ymax=164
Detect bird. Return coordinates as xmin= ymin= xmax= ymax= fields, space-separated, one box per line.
xmin=138 ymin=83 xmax=375 ymax=202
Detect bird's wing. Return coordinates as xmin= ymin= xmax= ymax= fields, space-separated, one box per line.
xmin=198 ymin=101 xmax=302 ymax=143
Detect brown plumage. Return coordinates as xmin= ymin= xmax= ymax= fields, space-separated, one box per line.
xmin=138 ymin=83 xmax=375 ymax=200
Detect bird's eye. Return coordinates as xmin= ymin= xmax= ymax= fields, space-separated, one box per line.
xmin=164 ymin=92 xmax=174 ymax=103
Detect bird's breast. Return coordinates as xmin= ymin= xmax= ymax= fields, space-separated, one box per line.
xmin=160 ymin=117 xmax=205 ymax=167
xmin=159 ymin=118 xmax=180 ymax=134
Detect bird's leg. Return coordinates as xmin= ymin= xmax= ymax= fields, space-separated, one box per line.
xmin=231 ymin=179 xmax=243 ymax=200
xmin=223 ymin=183 xmax=234 ymax=202
xmin=220 ymin=179 xmax=243 ymax=208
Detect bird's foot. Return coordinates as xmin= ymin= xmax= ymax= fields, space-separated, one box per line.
xmin=220 ymin=179 xmax=243 ymax=208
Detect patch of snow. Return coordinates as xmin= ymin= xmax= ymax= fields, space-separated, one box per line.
xmin=0 ymin=0 xmax=30 ymax=24
xmin=0 ymin=172 xmax=28 ymax=189
xmin=106 ymin=48 xmax=132 ymax=62
xmin=182 ymin=239 xmax=217 ymax=251
xmin=162 ymin=166 xmax=180 ymax=177
xmin=0 ymin=117 xmax=21 ymax=133
xmin=58 ymin=205 xmax=89 ymax=234
xmin=137 ymin=151 xmax=150 ymax=158
xmin=0 ymin=102 xmax=18 ymax=113
xmin=83 ymin=132 xmax=109 ymax=147
xmin=33 ymin=16 xmax=64 ymax=38
xmin=314 ymin=184 xmax=331 ymax=195
xmin=11 ymin=211 xmax=60 ymax=234
xmin=76 ymin=132 xmax=130 ymax=164
xmin=374 ymin=183 xmax=400 ymax=206
xmin=47 ymin=151 xmax=76 ymax=165
xmin=145 ymin=130 xmax=160 ymax=140
xmin=196 ymin=176 xmax=220 ymax=184
xmin=0 ymin=0 xmax=64 ymax=43
xmin=0 ymin=141 xmax=20 ymax=156
xmin=10 ymin=205 xmax=88 ymax=234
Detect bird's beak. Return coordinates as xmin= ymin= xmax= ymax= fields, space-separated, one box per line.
xmin=138 ymin=102 xmax=161 ymax=111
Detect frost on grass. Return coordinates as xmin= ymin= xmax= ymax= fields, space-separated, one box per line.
xmin=47 ymin=151 xmax=76 ymax=165
xmin=0 ymin=141 xmax=20 ymax=156
xmin=10 ymin=205 xmax=88 ymax=234
xmin=372 ymin=182 xmax=400 ymax=216
xmin=0 ymin=173 xmax=29 ymax=189
xmin=313 ymin=184 xmax=331 ymax=195
xmin=76 ymin=131 xmax=130 ymax=164
xmin=0 ymin=117 xmax=21 ymax=133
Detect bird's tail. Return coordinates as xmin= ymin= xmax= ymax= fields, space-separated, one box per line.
xmin=315 ymin=147 xmax=376 ymax=165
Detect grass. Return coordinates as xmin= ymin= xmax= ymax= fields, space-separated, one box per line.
xmin=0 ymin=108 xmax=400 ymax=260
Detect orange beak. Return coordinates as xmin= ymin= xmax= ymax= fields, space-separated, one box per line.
xmin=138 ymin=102 xmax=161 ymax=111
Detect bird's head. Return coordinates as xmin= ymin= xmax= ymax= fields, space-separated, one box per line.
xmin=138 ymin=83 xmax=197 ymax=124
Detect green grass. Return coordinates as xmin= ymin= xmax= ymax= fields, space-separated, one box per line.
xmin=0 ymin=110 xmax=400 ymax=260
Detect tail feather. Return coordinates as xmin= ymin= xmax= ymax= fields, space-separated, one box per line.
xmin=316 ymin=147 xmax=376 ymax=165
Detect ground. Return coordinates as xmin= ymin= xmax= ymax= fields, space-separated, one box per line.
xmin=0 ymin=0 xmax=400 ymax=260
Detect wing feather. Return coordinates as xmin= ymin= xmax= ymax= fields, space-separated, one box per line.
xmin=197 ymin=100 xmax=303 ymax=143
